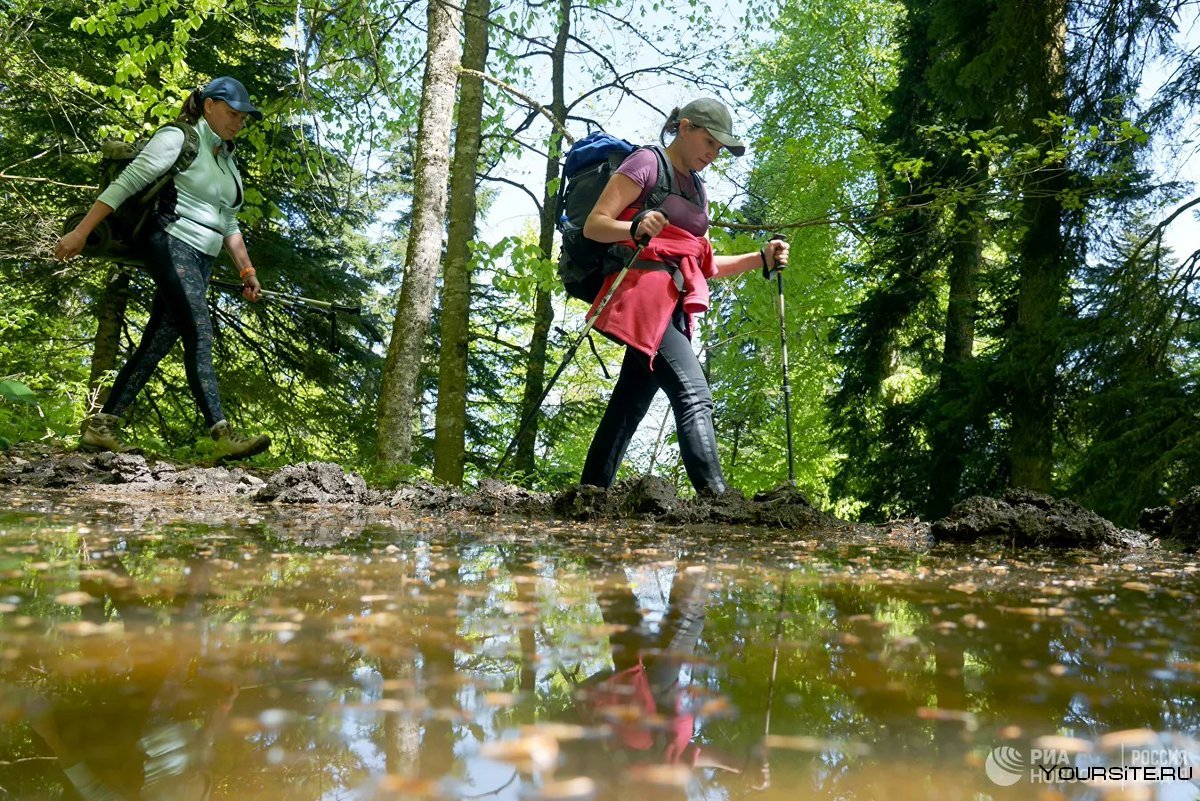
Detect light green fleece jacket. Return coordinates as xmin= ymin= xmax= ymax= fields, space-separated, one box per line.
xmin=97 ymin=117 xmax=243 ymax=257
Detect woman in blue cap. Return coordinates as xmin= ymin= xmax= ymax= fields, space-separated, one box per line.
xmin=56 ymin=76 xmax=271 ymax=461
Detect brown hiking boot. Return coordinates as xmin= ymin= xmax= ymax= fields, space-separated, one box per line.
xmin=79 ymin=413 xmax=138 ymax=453
xmin=210 ymin=420 xmax=270 ymax=462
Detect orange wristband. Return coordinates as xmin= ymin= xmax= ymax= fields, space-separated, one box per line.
xmin=240 ymin=266 xmax=256 ymax=279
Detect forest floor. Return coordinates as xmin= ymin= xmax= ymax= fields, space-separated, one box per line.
xmin=0 ymin=443 xmax=1191 ymax=552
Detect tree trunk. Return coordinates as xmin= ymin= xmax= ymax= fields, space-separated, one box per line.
xmin=1008 ymin=5 xmax=1067 ymax=492
xmin=88 ymin=267 xmax=132 ymax=412
xmin=926 ymin=197 xmax=982 ymax=518
xmin=432 ymin=0 xmax=491 ymax=485
xmin=511 ymin=0 xmax=570 ymax=475
xmin=376 ymin=0 xmax=463 ymax=470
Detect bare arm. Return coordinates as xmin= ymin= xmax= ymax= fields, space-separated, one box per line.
xmin=713 ymin=239 xmax=790 ymax=280
xmin=223 ymin=232 xmax=261 ymax=301
xmin=583 ymin=173 xmax=667 ymax=243
xmin=54 ymin=200 xmax=114 ymax=260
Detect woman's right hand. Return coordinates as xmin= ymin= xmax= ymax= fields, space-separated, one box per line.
xmin=633 ymin=209 xmax=669 ymax=243
xmin=54 ymin=228 xmax=88 ymax=262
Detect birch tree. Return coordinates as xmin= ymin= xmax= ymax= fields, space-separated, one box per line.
xmin=377 ymin=0 xmax=463 ymax=470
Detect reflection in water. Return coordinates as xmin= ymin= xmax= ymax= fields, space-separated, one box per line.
xmin=1 ymin=490 xmax=1199 ymax=800
xmin=20 ymin=551 xmax=234 ymax=800
xmin=558 ymin=563 xmax=757 ymax=797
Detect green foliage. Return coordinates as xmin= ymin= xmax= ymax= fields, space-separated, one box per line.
xmin=0 ymin=0 xmax=410 ymax=467
xmin=0 ymin=380 xmax=36 ymax=405
xmin=3 ymin=0 xmax=1197 ymax=523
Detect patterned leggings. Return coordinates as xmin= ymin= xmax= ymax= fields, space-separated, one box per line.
xmin=102 ymin=227 xmax=225 ymax=427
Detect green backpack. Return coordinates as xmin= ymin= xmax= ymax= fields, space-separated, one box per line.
xmin=63 ymin=120 xmax=200 ymax=262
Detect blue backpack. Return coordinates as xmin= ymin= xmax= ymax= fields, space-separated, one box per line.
xmin=555 ymin=132 xmax=700 ymax=302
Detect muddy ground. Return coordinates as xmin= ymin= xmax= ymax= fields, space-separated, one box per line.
xmin=1 ymin=444 xmax=1196 ymax=550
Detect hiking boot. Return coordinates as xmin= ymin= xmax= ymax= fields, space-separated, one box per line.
xmin=210 ymin=421 xmax=270 ymax=462
xmin=79 ymin=413 xmax=138 ymax=453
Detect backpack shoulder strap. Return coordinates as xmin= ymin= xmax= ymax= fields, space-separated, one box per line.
xmin=137 ymin=121 xmax=199 ymax=208
xmin=166 ymin=121 xmax=200 ymax=174
xmin=641 ymin=144 xmax=676 ymax=206
xmin=642 ymin=144 xmax=706 ymax=208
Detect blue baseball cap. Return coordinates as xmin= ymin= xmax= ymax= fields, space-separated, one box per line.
xmin=201 ymin=76 xmax=262 ymax=120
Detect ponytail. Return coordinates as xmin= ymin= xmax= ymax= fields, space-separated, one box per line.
xmin=659 ymin=107 xmax=682 ymax=146
xmin=179 ymin=88 xmax=204 ymax=124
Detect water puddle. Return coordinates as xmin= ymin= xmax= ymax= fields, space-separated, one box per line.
xmin=1 ymin=488 xmax=1197 ymax=799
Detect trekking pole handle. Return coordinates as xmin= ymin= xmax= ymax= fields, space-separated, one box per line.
xmin=630 ymin=208 xmax=668 ymax=244
xmin=762 ymin=234 xmax=788 ymax=279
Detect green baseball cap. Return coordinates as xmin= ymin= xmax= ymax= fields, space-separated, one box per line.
xmin=678 ymin=97 xmax=746 ymax=157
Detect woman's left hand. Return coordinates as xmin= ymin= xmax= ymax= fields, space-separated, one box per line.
xmin=242 ymin=271 xmax=261 ymax=302
xmin=763 ymin=238 xmax=790 ymax=271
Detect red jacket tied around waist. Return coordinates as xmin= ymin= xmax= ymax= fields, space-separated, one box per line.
xmin=588 ymin=222 xmax=717 ymax=366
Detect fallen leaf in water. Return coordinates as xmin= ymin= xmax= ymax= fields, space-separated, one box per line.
xmin=764 ymin=735 xmax=871 ymax=756
xmin=54 ymin=591 xmax=97 ymax=606
xmin=628 ymin=763 xmax=691 ymax=787
xmin=916 ymin=707 xmax=978 ymax=730
xmin=519 ymin=723 xmax=599 ymax=742
xmin=528 ymin=777 xmax=597 ymax=801
xmin=480 ymin=734 xmax=559 ymax=773
xmin=697 ymin=696 xmax=733 ymax=717
xmin=55 ymin=621 xmax=111 ymax=636
xmin=376 ymin=774 xmax=442 ymax=796
xmin=483 ymin=692 xmax=518 ymax=708
xmin=997 ymin=606 xmax=1067 ymax=618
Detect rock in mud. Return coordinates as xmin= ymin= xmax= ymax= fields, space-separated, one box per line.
xmin=752 ymin=484 xmax=837 ymax=529
xmin=1138 ymin=505 xmax=1174 ymax=538
xmin=1168 ymin=486 xmax=1200 ymax=546
xmin=552 ymin=476 xmax=681 ymax=520
xmin=0 ymin=453 xmax=103 ymax=488
xmin=93 ymin=452 xmax=154 ymax=483
xmin=932 ymin=489 xmax=1153 ymax=549
xmin=664 ymin=487 xmax=757 ymax=525
xmin=171 ymin=465 xmax=264 ymax=496
xmin=462 ymin=479 xmax=552 ymax=516
xmin=552 ymin=476 xmax=843 ymax=531
xmin=552 ymin=483 xmax=614 ymax=520
xmin=618 ymin=476 xmax=680 ymax=516
xmin=255 ymin=462 xmax=376 ymax=505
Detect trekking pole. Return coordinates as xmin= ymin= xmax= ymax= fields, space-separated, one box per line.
xmin=755 ymin=579 xmax=788 ymax=791
xmin=209 ymin=279 xmax=362 ymax=316
xmin=764 ymin=236 xmax=795 ymax=486
xmin=492 ymin=237 xmax=649 ymax=477
xmin=210 ymin=279 xmax=372 ymax=351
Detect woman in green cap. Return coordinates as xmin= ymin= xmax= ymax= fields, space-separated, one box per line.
xmin=55 ymin=76 xmax=271 ymax=461
xmin=579 ymin=97 xmax=789 ymax=497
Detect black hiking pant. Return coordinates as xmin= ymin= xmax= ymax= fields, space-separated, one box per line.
xmin=102 ymin=227 xmax=225 ymax=428
xmin=581 ymin=310 xmax=728 ymax=495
